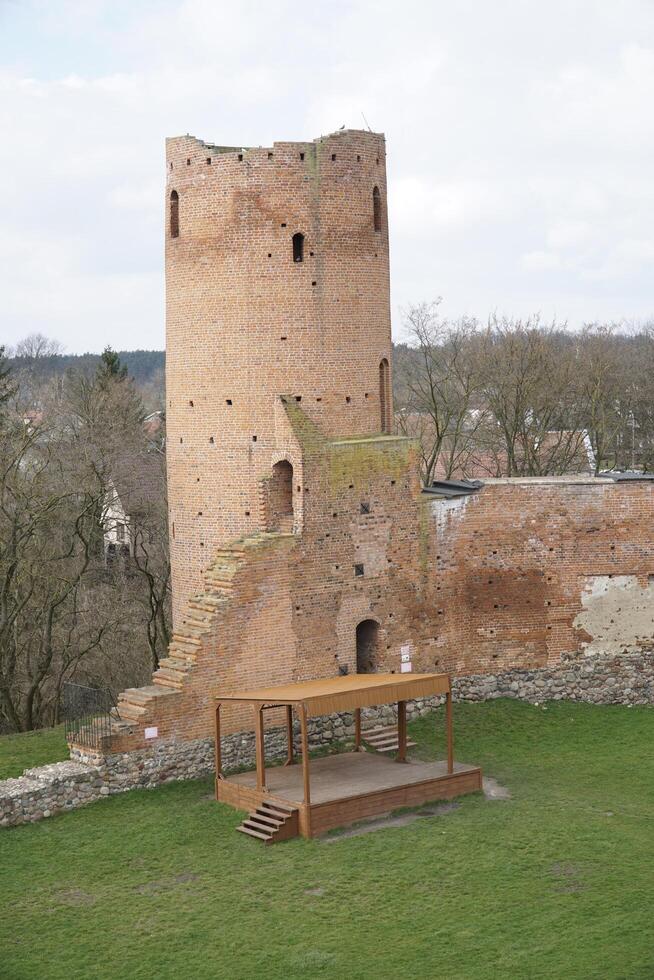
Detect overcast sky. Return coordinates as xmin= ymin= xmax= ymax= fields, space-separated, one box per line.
xmin=1 ymin=0 xmax=653 ymax=353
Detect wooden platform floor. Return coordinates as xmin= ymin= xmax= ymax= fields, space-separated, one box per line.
xmin=228 ymin=751 xmax=479 ymax=805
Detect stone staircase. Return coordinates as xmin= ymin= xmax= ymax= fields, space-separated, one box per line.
xmin=362 ymin=725 xmax=416 ymax=754
xmin=236 ymin=799 xmax=299 ymax=844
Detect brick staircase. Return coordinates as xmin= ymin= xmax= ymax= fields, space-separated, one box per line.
xmin=362 ymin=725 xmax=416 ymax=754
xmin=109 ymin=533 xmax=294 ymax=741
xmin=236 ymin=799 xmax=299 ymax=844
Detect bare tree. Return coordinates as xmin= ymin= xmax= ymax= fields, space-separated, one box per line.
xmin=0 ymin=351 xmax=171 ymax=732
xmin=395 ymin=302 xmax=487 ymax=484
xmin=471 ymin=317 xmax=588 ymax=476
xmin=14 ymin=333 xmax=64 ymax=361
xmin=0 ymin=403 xmax=109 ymax=730
xmin=575 ymin=325 xmax=628 ymax=473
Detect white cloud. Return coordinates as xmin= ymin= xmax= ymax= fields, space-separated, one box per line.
xmin=1 ymin=0 xmax=654 ymax=352
xmin=521 ymin=251 xmax=563 ymax=272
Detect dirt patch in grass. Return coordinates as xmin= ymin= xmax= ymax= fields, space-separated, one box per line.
xmin=550 ymin=862 xmax=585 ymax=893
xmin=321 ymin=800 xmax=463 ymax=842
xmin=135 ymin=872 xmax=200 ymax=895
xmin=54 ymin=889 xmax=96 ymax=907
xmin=483 ymin=776 xmax=512 ymax=800
xmin=321 ymin=776 xmax=510 ymax=842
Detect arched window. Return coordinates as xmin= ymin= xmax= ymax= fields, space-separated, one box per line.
xmin=292 ymin=232 xmax=304 ymax=263
xmin=379 ymin=358 xmax=391 ymax=434
xmin=267 ymin=460 xmax=294 ymax=532
xmin=373 ymin=186 xmax=382 ymax=233
xmin=170 ymin=190 xmax=179 ymax=238
xmin=356 ymin=619 xmax=380 ymax=674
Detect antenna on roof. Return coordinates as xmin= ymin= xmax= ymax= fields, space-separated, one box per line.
xmin=361 ymin=112 xmax=372 ymax=132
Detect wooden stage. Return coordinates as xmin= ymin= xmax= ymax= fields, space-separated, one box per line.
xmin=214 ymin=672 xmax=482 ymax=842
xmin=216 ymin=751 xmax=482 ymax=838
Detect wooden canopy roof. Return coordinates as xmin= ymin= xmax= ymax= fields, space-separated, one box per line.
xmin=215 ymin=672 xmax=450 ymax=716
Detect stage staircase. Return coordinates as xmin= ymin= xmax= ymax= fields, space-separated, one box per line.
xmin=236 ymin=799 xmax=299 ymax=844
xmin=362 ymin=725 xmax=416 ymax=755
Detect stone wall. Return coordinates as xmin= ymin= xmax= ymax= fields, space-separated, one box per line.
xmin=0 ymin=761 xmax=106 ymax=828
xmin=1 ymin=703 xmax=417 ymax=829
xmin=3 ymin=651 xmax=652 ymax=828
xmin=453 ymin=650 xmax=654 ymax=705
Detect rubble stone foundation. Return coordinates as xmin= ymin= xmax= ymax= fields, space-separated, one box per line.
xmin=2 ymin=649 xmax=651 ymax=829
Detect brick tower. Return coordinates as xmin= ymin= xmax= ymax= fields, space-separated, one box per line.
xmin=165 ymin=129 xmax=393 ymax=623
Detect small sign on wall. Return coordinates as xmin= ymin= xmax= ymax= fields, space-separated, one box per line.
xmin=144 ymin=726 xmax=159 ymax=740
xmin=400 ymin=644 xmax=412 ymax=673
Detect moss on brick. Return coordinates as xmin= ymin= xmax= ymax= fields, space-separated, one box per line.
xmin=327 ymin=436 xmax=411 ymax=492
xmin=282 ymin=399 xmax=327 ymax=455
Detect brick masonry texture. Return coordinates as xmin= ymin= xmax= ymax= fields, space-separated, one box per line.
xmin=165 ymin=129 xmax=392 ymax=624
xmin=89 ymin=130 xmax=654 ymax=766
xmin=6 ymin=129 xmax=652 ymax=827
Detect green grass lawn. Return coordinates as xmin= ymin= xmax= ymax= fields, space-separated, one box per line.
xmin=0 ymin=725 xmax=68 ymax=780
xmin=1 ymin=700 xmax=653 ymax=980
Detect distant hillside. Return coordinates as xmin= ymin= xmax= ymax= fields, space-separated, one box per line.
xmin=6 ymin=349 xmax=165 ymax=385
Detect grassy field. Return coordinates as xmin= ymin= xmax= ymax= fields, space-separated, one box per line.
xmin=0 ymin=725 xmax=68 ymax=780
xmin=1 ymin=700 xmax=653 ymax=980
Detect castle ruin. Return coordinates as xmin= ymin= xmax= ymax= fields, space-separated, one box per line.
xmin=80 ymin=130 xmax=654 ymax=780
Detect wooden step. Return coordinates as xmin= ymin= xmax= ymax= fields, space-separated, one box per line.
xmin=363 ymin=725 xmax=416 ymax=754
xmin=183 ymin=609 xmax=211 ymax=624
xmin=171 ymin=635 xmax=201 ymax=650
xmin=243 ymin=818 xmax=275 ymax=836
xmin=236 ymin=825 xmax=272 ymax=842
xmin=253 ymin=811 xmax=283 ymax=829
xmin=236 ymin=800 xmax=299 ymax=844
xmin=260 ymin=799 xmax=295 ymax=815
xmin=376 ymin=741 xmax=417 ymax=753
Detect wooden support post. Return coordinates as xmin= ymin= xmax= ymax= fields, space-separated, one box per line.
xmin=445 ymin=691 xmax=454 ymax=774
xmin=254 ymin=704 xmax=266 ymax=791
xmin=354 ymin=707 xmax=362 ymax=751
xmin=285 ymin=704 xmax=294 ymax=766
xmin=397 ymin=700 xmax=407 ymax=763
xmin=300 ymin=705 xmax=312 ymax=836
xmin=214 ymin=703 xmax=222 ymax=792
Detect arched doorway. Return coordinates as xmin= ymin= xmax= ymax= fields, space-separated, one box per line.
xmin=268 ymin=460 xmax=294 ymax=532
xmin=356 ymin=619 xmax=380 ymax=674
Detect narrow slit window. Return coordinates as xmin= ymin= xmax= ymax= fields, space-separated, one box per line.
xmin=373 ymin=186 xmax=382 ymax=232
xmin=292 ymin=232 xmax=304 ymax=263
xmin=170 ymin=190 xmax=179 ymax=238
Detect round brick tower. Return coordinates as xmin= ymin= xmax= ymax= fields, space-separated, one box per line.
xmin=165 ymin=129 xmax=393 ymax=622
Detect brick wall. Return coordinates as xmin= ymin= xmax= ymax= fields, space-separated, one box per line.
xmin=421 ymin=477 xmax=654 ymax=676
xmin=101 ymin=413 xmax=654 ymax=758
xmin=75 ymin=128 xmax=654 ymax=768
xmin=165 ymin=129 xmax=393 ymax=623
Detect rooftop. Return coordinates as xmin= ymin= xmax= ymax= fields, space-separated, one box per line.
xmin=215 ymin=672 xmax=450 ymax=716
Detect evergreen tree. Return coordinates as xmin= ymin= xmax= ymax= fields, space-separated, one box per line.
xmin=96 ymin=346 xmax=128 ymax=385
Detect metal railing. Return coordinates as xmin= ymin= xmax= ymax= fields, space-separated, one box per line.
xmin=63 ymin=682 xmax=117 ymax=749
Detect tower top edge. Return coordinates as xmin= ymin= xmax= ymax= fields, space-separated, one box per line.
xmin=165 ymin=128 xmax=385 ymax=155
